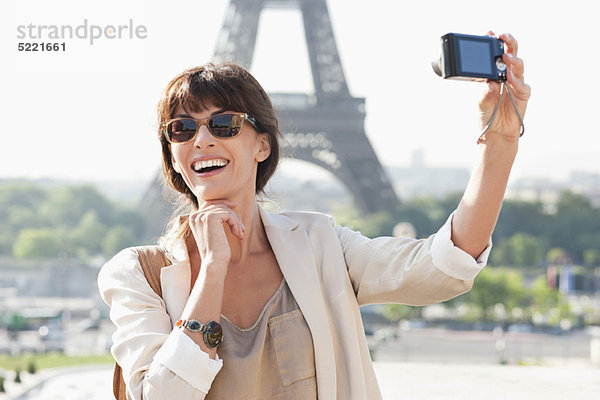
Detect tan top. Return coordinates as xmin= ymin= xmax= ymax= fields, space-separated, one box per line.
xmin=206 ymin=280 xmax=317 ymax=400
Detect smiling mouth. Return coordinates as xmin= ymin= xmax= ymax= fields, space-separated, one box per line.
xmin=192 ymin=159 xmax=229 ymax=174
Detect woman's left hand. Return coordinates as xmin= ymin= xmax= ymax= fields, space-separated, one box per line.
xmin=478 ymin=32 xmax=531 ymax=143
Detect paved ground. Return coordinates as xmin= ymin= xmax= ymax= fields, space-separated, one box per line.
xmin=373 ymin=362 xmax=600 ymax=400
xmin=0 ymin=365 xmax=113 ymax=400
xmin=372 ymin=328 xmax=592 ymax=365
xmin=2 ymin=362 xmax=598 ymax=399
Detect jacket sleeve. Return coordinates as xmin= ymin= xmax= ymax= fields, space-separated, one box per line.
xmin=98 ymin=248 xmax=222 ymax=400
xmin=333 ymin=212 xmax=491 ymax=306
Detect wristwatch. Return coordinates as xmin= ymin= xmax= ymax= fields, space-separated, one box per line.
xmin=176 ymin=319 xmax=223 ymax=348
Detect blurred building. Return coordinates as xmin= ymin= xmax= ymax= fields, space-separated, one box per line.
xmin=0 ymin=260 xmax=99 ymax=299
xmin=506 ymin=171 xmax=600 ymax=213
xmin=386 ymin=150 xmax=470 ymax=199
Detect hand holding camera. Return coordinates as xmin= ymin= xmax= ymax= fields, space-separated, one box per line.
xmin=433 ymin=31 xmax=531 ymax=144
xmin=478 ymin=32 xmax=530 ymax=144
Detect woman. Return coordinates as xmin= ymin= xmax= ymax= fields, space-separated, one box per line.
xmin=99 ymin=32 xmax=530 ymax=399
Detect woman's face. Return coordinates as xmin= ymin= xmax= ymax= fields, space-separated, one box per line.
xmin=169 ymin=104 xmax=271 ymax=203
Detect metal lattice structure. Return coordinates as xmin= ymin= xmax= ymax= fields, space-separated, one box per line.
xmin=141 ymin=0 xmax=399 ymax=240
xmin=215 ymin=0 xmax=399 ymax=214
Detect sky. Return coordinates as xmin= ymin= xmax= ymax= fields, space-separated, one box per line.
xmin=1 ymin=0 xmax=599 ymax=186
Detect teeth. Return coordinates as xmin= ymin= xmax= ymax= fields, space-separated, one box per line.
xmin=193 ymin=159 xmax=227 ymax=171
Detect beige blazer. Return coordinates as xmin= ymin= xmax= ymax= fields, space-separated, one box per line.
xmin=98 ymin=207 xmax=489 ymax=399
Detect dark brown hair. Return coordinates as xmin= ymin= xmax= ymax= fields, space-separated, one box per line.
xmin=156 ymin=63 xmax=282 ymax=228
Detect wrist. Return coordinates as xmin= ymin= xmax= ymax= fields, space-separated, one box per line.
xmin=198 ymin=259 xmax=229 ymax=282
xmin=478 ymin=134 xmax=519 ymax=156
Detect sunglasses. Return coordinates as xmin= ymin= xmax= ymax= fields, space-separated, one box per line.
xmin=161 ymin=112 xmax=258 ymax=144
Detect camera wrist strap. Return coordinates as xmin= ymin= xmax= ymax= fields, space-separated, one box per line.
xmin=477 ymin=82 xmax=525 ymax=144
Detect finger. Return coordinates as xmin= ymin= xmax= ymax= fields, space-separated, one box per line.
xmin=507 ymin=70 xmax=532 ymax=102
xmin=503 ymin=53 xmax=525 ymax=79
xmin=191 ymin=209 xmax=244 ymax=241
xmin=220 ymin=212 xmax=244 ymax=240
xmin=200 ymin=199 xmax=237 ymax=209
xmin=196 ymin=202 xmax=243 ymax=230
xmin=209 ymin=206 xmax=245 ymax=237
xmin=499 ymin=33 xmax=518 ymax=56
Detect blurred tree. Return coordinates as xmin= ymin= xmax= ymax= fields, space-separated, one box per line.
xmin=493 ymin=199 xmax=547 ymax=240
xmin=332 ymin=206 xmax=396 ymax=238
xmin=383 ymin=304 xmax=420 ymax=322
xmin=69 ymin=211 xmax=108 ymax=256
xmin=0 ymin=224 xmax=13 ymax=256
xmin=13 ymin=228 xmax=61 ymax=259
xmin=331 ymin=203 xmax=364 ymax=233
xmin=27 ymin=359 xmax=37 ymax=374
xmin=1 ymin=181 xmax=148 ymax=261
xmin=574 ymin=233 xmax=600 ymax=265
xmin=0 ymin=183 xmax=47 ymax=255
xmin=360 ymin=212 xmax=397 ymax=237
xmin=395 ymin=204 xmax=434 ymax=238
xmin=7 ymin=205 xmax=39 ymax=231
xmin=0 ymin=182 xmax=47 ymax=217
xmin=39 ymin=185 xmax=114 ymax=227
xmin=334 ymin=191 xmax=599 ymax=265
xmin=112 ymin=209 xmax=146 ymax=239
xmin=546 ymin=247 xmax=570 ymax=264
xmin=463 ymin=267 xmax=526 ymax=321
xmin=548 ymin=191 xmax=600 ymax=263
xmin=583 ymin=248 xmax=600 ymax=269
xmin=491 ymin=232 xmax=546 ymax=267
xmin=102 ymin=225 xmax=136 ymax=257
xmin=436 ymin=193 xmax=462 ymax=221
xmin=8 ymin=313 xmax=27 ymax=330
xmin=530 ymin=275 xmax=561 ymax=314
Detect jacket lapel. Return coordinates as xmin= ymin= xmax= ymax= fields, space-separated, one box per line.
xmin=259 ymin=207 xmax=337 ymax=399
xmin=159 ymin=207 xmax=338 ymax=399
xmin=160 ymin=228 xmax=192 ymax=324
xmin=160 ymin=261 xmax=190 ymax=324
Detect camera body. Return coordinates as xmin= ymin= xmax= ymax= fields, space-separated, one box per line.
xmin=432 ymin=33 xmax=507 ymax=82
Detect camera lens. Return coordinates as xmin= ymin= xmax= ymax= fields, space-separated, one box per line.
xmin=496 ymin=59 xmax=507 ymax=72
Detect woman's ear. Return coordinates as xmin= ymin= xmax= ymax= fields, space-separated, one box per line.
xmin=255 ymin=134 xmax=271 ymax=162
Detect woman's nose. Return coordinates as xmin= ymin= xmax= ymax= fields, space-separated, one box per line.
xmin=193 ymin=125 xmax=216 ymax=148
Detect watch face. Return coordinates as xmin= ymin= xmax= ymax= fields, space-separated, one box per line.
xmin=204 ymin=321 xmax=223 ymax=348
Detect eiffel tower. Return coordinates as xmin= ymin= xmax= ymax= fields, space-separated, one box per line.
xmin=141 ymin=0 xmax=399 ymax=240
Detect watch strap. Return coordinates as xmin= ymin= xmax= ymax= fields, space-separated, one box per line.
xmin=176 ymin=319 xmax=223 ymax=348
xmin=176 ymin=319 xmax=206 ymax=332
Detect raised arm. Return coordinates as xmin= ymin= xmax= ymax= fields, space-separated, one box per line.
xmin=452 ymin=32 xmax=531 ymax=259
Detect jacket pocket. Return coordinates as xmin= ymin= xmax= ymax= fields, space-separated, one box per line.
xmin=268 ymin=309 xmax=316 ymax=386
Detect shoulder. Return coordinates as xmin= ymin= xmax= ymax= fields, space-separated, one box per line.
xmin=97 ymin=247 xmax=147 ymax=303
xmin=99 ymin=247 xmax=142 ymax=279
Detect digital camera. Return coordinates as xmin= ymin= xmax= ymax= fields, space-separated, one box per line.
xmin=432 ymin=33 xmax=507 ymax=82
